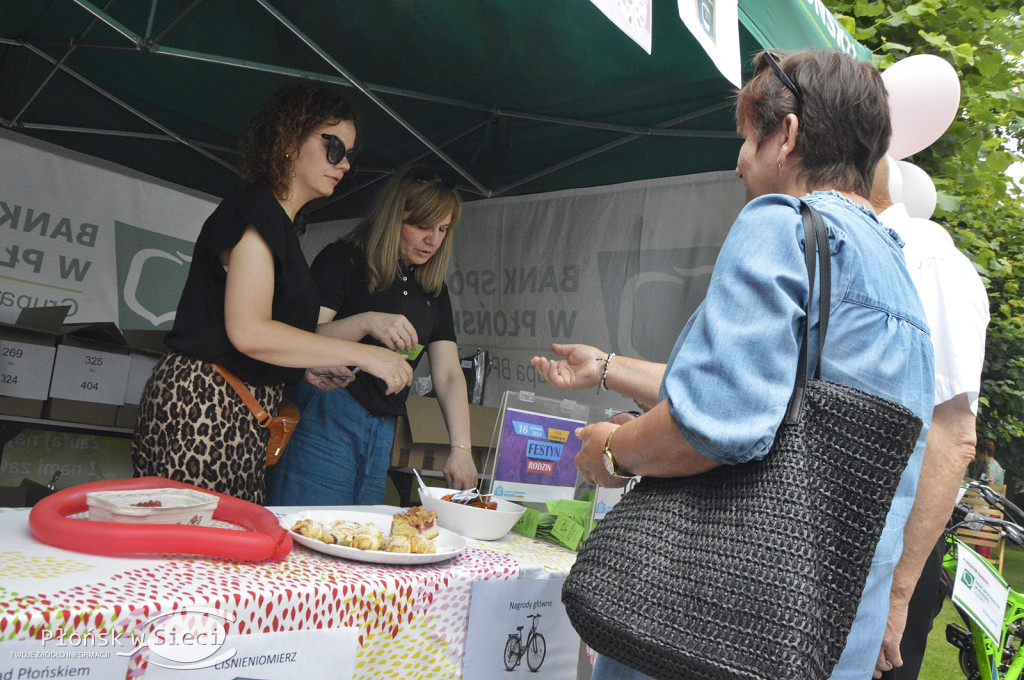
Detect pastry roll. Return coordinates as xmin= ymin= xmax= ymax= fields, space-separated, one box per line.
xmin=292 ymin=519 xmax=328 ymax=542
xmin=384 ymin=535 xmax=412 ymax=553
xmin=351 ymin=523 xmax=384 ymax=551
xmin=327 ymin=521 xmax=359 ymax=547
xmin=409 ymin=534 xmax=437 ymax=554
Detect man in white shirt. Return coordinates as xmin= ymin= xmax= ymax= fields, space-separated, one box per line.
xmin=872 ymin=158 xmax=990 ymax=679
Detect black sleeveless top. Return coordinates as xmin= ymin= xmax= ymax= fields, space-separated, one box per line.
xmin=311 ymin=238 xmax=457 ymax=416
xmin=165 ymin=184 xmax=318 ymax=385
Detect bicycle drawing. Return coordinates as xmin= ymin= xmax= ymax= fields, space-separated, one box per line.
xmin=503 ymin=613 xmax=546 ymax=672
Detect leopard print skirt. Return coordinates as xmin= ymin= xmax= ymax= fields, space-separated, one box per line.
xmin=131 ymin=352 xmax=284 ymax=504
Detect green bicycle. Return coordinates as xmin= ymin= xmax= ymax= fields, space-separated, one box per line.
xmin=943 ymin=479 xmax=1024 ymax=680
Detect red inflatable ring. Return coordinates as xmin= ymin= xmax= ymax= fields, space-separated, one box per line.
xmin=29 ymin=477 xmax=292 ymax=561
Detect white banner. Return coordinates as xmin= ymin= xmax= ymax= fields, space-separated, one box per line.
xmin=680 ymin=0 xmax=741 ymax=87
xmin=0 ymin=129 xmax=217 ymax=328
xmin=3 ymin=129 xmax=744 ymax=408
xmin=590 ymin=0 xmax=653 ymax=54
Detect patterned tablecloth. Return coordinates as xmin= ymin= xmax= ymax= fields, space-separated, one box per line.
xmin=0 ymin=506 xmax=576 ymax=679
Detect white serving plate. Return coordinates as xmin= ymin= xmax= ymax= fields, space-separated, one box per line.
xmin=280 ymin=510 xmax=466 ymax=565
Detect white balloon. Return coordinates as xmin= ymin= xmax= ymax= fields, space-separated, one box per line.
xmin=897 ymin=160 xmax=937 ymax=219
xmin=905 ymin=216 xmax=954 ymax=247
xmin=882 ymin=55 xmax=961 ymax=160
xmin=885 ymin=155 xmax=903 ymax=204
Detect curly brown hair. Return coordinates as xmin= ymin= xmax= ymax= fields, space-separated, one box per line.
xmin=239 ymin=81 xmax=358 ymax=200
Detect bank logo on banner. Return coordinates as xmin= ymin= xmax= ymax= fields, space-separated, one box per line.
xmin=114 ymin=221 xmax=194 ymax=330
xmin=597 ymin=246 xmax=719 ymax=361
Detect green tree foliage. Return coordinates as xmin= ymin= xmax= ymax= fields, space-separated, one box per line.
xmin=827 ymin=1 xmax=1024 ymax=480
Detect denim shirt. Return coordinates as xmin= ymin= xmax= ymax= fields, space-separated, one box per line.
xmin=660 ymin=191 xmax=934 ymax=678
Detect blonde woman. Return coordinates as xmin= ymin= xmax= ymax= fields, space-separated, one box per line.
xmin=267 ymin=166 xmax=477 ymax=505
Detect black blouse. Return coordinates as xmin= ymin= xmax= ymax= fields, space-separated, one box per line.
xmin=165 ymin=184 xmax=319 ymax=386
xmin=311 ymin=238 xmax=457 ymax=416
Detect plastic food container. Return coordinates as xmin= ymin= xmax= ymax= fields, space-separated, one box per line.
xmin=86 ymin=488 xmax=219 ymax=525
xmin=420 ymin=488 xmax=526 ymax=541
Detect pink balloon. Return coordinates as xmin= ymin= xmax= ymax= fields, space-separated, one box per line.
xmin=883 ymin=55 xmax=960 ymax=160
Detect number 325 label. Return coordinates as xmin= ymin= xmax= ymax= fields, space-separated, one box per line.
xmin=48 ymin=345 xmax=131 ymax=404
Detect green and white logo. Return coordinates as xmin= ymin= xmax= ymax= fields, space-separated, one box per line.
xmin=114 ymin=221 xmax=194 ymax=330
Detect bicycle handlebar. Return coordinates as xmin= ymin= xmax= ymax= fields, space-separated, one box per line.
xmin=951 ymin=480 xmax=1024 ymax=550
xmin=963 ymin=478 xmax=1024 ymax=525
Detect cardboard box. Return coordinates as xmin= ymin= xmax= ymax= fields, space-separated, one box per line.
xmin=390 ymin=396 xmax=498 ymax=472
xmin=115 ymin=330 xmax=167 ymax=430
xmin=0 ymin=306 xmax=69 ymax=418
xmin=45 ymin=322 xmax=132 ymax=427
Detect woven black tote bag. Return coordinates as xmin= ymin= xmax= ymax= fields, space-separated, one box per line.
xmin=562 ymin=203 xmax=924 ymax=680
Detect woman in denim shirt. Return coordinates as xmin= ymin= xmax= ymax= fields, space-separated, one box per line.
xmin=532 ymin=48 xmax=933 ymax=680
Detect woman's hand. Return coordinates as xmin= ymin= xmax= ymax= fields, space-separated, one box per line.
xmin=531 ymin=343 xmax=605 ymax=391
xmin=363 ymin=313 xmax=419 ymax=352
xmin=573 ymin=421 xmax=630 ymax=488
xmin=359 ymin=345 xmax=414 ymax=395
xmin=304 ymin=368 xmax=355 ymax=392
xmin=443 ymin=448 xmax=479 ymax=490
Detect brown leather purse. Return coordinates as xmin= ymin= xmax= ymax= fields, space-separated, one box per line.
xmin=211 ymin=364 xmax=300 ymax=467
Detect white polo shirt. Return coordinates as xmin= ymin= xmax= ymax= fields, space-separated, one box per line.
xmin=880 ymin=202 xmax=990 ymax=411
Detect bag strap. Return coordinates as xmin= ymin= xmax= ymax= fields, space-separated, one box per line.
xmin=783 ymin=201 xmax=830 ymax=424
xmin=210 ymin=363 xmax=272 ymax=427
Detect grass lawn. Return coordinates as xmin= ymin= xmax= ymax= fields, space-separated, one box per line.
xmin=918 ymin=544 xmax=1024 ymax=680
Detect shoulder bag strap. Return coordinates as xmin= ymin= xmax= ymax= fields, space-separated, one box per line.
xmin=211 ymin=363 xmax=272 ymax=426
xmin=784 ymin=201 xmax=831 ymax=424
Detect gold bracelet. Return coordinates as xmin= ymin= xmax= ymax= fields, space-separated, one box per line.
xmin=452 ymin=444 xmax=473 ymax=453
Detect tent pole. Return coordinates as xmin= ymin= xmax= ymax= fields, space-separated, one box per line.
xmin=496 ymin=101 xmax=738 ymax=195
xmin=9 ymin=40 xmax=239 ymax=176
xmin=255 ymin=0 xmax=492 ymax=197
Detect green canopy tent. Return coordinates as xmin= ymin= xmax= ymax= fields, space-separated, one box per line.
xmin=0 ymin=1 xmax=867 ymax=222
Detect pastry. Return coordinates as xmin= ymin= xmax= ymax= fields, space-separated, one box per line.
xmin=391 ymin=506 xmax=439 ymax=540
xmin=409 ymin=534 xmax=437 ymax=554
xmin=291 ymin=519 xmax=328 ymax=542
xmin=327 ymin=521 xmax=360 ymax=547
xmin=384 ymin=535 xmax=411 ymax=553
xmin=351 ymin=523 xmax=384 ymax=551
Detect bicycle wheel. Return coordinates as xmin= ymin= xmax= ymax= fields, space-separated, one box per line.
xmin=503 ymin=637 xmax=520 ymax=671
xmin=957 ymin=646 xmax=981 ymax=680
xmin=526 ymin=633 xmax=546 ymax=671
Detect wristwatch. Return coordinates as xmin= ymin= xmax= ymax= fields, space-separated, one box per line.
xmin=601 ymin=428 xmax=633 ymax=480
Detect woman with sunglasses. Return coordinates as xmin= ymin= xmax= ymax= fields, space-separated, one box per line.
xmin=131 ymin=82 xmax=412 ymax=504
xmin=531 ymin=49 xmax=934 ymax=680
xmin=267 ymin=165 xmax=477 ymax=506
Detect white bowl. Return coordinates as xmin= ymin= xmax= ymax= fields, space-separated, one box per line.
xmin=419 ymin=488 xmax=526 ymax=541
xmin=86 ymin=489 xmax=218 ymax=525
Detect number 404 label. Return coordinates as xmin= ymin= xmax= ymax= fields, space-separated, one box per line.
xmin=48 ymin=344 xmax=132 ymax=404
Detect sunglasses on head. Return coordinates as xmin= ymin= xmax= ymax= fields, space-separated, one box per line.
xmin=407 ymin=165 xmax=456 ymax=189
xmin=320 ymin=133 xmax=350 ymax=165
xmin=755 ymin=52 xmax=803 ymax=115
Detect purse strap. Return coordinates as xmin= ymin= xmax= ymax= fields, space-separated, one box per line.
xmin=211 ymin=363 xmax=272 ymax=426
xmin=783 ymin=201 xmax=830 ymax=425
